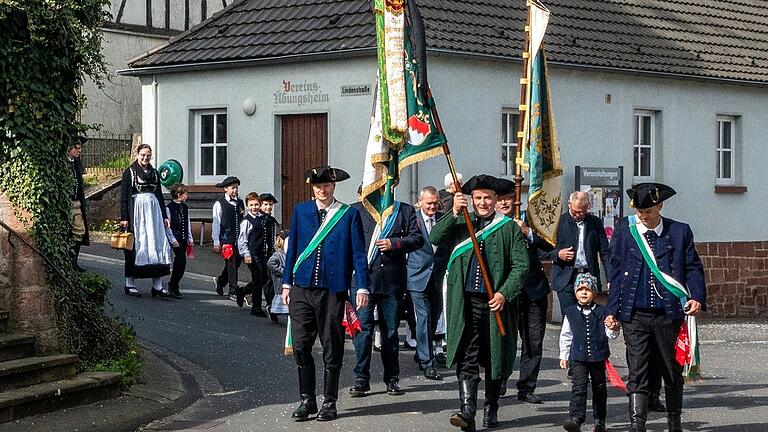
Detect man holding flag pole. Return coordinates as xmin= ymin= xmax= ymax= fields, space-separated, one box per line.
xmin=605 ymin=183 xmax=706 ymax=432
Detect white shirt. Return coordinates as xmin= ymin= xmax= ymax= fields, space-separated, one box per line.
xmin=212 ymin=193 xmax=238 ymax=246
xmin=559 ymin=303 xmax=620 ymax=360
xmin=636 ymin=218 xmax=664 ymax=237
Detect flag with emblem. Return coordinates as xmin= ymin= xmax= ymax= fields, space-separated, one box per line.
xmin=363 ymin=0 xmax=446 ymax=223
xmin=521 ymin=0 xmax=563 ymax=245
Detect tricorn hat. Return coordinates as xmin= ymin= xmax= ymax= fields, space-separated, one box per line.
xmin=259 ymin=193 xmax=278 ymax=203
xmin=304 ymin=166 xmax=350 ymax=184
xmin=461 ymin=174 xmax=504 ymax=195
xmin=627 ymin=182 xmax=676 ymax=209
xmin=215 ymin=176 xmax=241 ymax=188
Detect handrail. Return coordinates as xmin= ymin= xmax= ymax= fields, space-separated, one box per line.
xmin=0 ymin=218 xmax=79 ymax=289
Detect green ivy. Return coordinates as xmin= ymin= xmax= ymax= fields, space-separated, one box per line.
xmin=0 ymin=1 xmax=129 ymax=365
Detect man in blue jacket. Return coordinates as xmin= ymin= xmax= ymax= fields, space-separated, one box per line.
xmin=349 ymin=186 xmax=424 ymax=397
xmin=281 ymin=166 xmax=369 ymax=422
xmin=605 ymin=183 xmax=706 ymax=432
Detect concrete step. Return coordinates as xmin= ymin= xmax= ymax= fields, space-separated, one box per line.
xmin=0 ymin=354 xmax=78 ymax=392
xmin=0 ymin=372 xmax=122 ymax=423
xmin=0 ymin=334 xmax=34 ymax=362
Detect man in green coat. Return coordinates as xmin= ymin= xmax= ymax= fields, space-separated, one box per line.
xmin=430 ymin=175 xmax=529 ymax=432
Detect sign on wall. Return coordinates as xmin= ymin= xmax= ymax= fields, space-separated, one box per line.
xmin=575 ymin=166 xmax=624 ymax=239
xmin=340 ymin=84 xmax=372 ymax=97
xmin=273 ymin=80 xmax=330 ymax=107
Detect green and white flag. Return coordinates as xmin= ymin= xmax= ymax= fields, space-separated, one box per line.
xmin=522 ymin=0 xmax=563 ymax=246
xmin=363 ymin=0 xmax=446 ymax=223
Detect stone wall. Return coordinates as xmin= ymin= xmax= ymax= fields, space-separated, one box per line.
xmin=0 ymin=194 xmax=64 ymax=354
xmin=698 ymin=241 xmax=768 ymax=318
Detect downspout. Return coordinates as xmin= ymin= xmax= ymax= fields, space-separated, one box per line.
xmin=153 ymin=74 xmax=159 ymax=165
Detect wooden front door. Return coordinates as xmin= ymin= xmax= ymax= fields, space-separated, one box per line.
xmin=280 ymin=113 xmax=328 ymax=227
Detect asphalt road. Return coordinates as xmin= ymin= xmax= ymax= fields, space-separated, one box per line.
xmin=81 ymin=248 xmax=768 ymax=432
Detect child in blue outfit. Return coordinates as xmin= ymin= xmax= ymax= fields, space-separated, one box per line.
xmin=559 ymin=273 xmax=620 ymax=432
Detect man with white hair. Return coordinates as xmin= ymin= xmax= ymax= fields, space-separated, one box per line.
xmin=438 ymin=172 xmax=462 ymax=212
xmin=546 ymin=191 xmax=611 ymax=317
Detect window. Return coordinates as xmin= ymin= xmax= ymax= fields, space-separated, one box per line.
xmin=501 ymin=110 xmax=519 ymax=176
xmin=633 ymin=110 xmax=656 ymax=181
xmin=716 ymin=115 xmax=737 ymax=185
xmin=196 ymin=110 xmax=227 ymax=180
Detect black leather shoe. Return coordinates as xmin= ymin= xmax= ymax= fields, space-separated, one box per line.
xmin=403 ymin=339 xmax=417 ymax=350
xmin=291 ymin=394 xmax=317 ymax=421
xmin=517 ymin=392 xmax=543 ymax=404
xmin=214 ymin=277 xmax=224 ymax=296
xmin=348 ymin=382 xmax=370 ymax=397
xmin=168 ymin=286 xmax=182 ymax=299
xmin=316 ymin=401 xmax=337 ymax=421
xmin=424 ymin=367 xmax=442 ymax=381
xmin=124 ymin=286 xmax=141 ymax=297
xmin=387 ymin=379 xmax=405 ymax=396
xmin=151 ymin=288 xmax=170 ymax=299
xmin=267 ymin=306 xmax=279 ymax=323
xmin=435 ymin=352 xmax=447 ymax=367
xmin=562 ymin=418 xmax=581 ymax=432
xmin=251 ymin=307 xmax=267 ymax=317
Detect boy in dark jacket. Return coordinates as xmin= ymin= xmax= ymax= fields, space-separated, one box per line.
xmin=559 ymin=273 xmax=620 ymax=432
xmin=165 ymin=183 xmax=192 ymax=298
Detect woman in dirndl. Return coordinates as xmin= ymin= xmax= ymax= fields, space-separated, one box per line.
xmin=119 ymin=143 xmax=173 ymax=298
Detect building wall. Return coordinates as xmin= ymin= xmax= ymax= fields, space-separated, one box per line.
xmin=142 ymin=55 xmax=768 ymax=243
xmin=80 ymin=29 xmax=169 ymax=135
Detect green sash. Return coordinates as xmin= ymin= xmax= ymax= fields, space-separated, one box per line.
xmin=292 ymin=202 xmax=350 ymax=275
xmin=446 ymin=212 xmax=511 ymax=274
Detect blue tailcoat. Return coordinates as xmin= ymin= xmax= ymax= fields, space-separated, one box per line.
xmin=282 ymin=201 xmax=369 ymax=293
xmin=606 ymin=216 xmax=706 ymax=321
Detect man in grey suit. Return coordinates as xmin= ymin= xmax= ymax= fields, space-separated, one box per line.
xmin=407 ymin=186 xmax=449 ymax=380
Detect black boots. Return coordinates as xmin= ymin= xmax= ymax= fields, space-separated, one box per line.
xmin=628 ymin=392 xmax=649 ymax=432
xmin=317 ymin=369 xmax=340 ymax=421
xmin=450 ymin=379 xmax=479 ymax=431
xmin=292 ymin=367 xmax=317 ymax=421
xmin=71 ymin=242 xmax=84 ymax=272
xmin=665 ymin=386 xmax=683 ymax=432
xmin=483 ymin=379 xmax=503 ymax=428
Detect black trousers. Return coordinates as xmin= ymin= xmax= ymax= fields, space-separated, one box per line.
xmin=289 ymin=286 xmax=346 ymax=373
xmin=622 ymin=309 xmax=684 ymax=395
xmin=517 ymin=292 xmax=548 ymax=394
xmin=217 ymin=246 xmax=241 ymax=294
xmin=169 ymin=239 xmax=187 ymax=289
xmin=400 ymin=289 xmax=416 ymax=338
xmin=246 ymin=259 xmax=270 ymax=306
xmin=569 ymin=360 xmax=607 ymax=423
xmin=455 ymin=294 xmax=492 ymax=380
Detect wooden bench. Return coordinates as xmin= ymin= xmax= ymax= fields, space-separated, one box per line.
xmin=163 ymin=185 xmax=221 ymax=246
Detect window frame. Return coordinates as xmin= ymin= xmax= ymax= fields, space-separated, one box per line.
xmin=715 ymin=115 xmax=737 ymax=186
xmin=501 ymin=109 xmax=520 ymax=178
xmin=632 ymin=110 xmax=656 ymax=182
xmin=194 ymin=109 xmax=228 ymax=183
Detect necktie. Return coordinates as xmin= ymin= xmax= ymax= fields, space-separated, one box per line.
xmin=426 ymin=217 xmax=433 ymax=234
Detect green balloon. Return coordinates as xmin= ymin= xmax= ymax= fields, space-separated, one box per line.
xmin=158 ymin=159 xmax=183 ymax=187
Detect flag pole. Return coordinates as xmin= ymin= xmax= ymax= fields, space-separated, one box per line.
xmin=513 ymin=1 xmax=532 ymax=219
xmin=428 ymin=89 xmax=507 ymax=337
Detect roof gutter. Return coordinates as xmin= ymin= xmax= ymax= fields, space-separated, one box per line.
xmin=118 ymin=47 xmax=768 ymax=88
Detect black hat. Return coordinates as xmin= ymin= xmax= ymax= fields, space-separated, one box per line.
xmin=259 ymin=193 xmax=277 ymax=203
xmin=304 ymin=166 xmax=350 ymax=184
xmin=627 ymin=182 xmax=676 ymax=209
xmin=215 ymin=176 xmax=241 ymax=188
xmin=461 ymin=174 xmax=504 ymax=195
xmin=496 ymin=178 xmax=516 ymax=197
